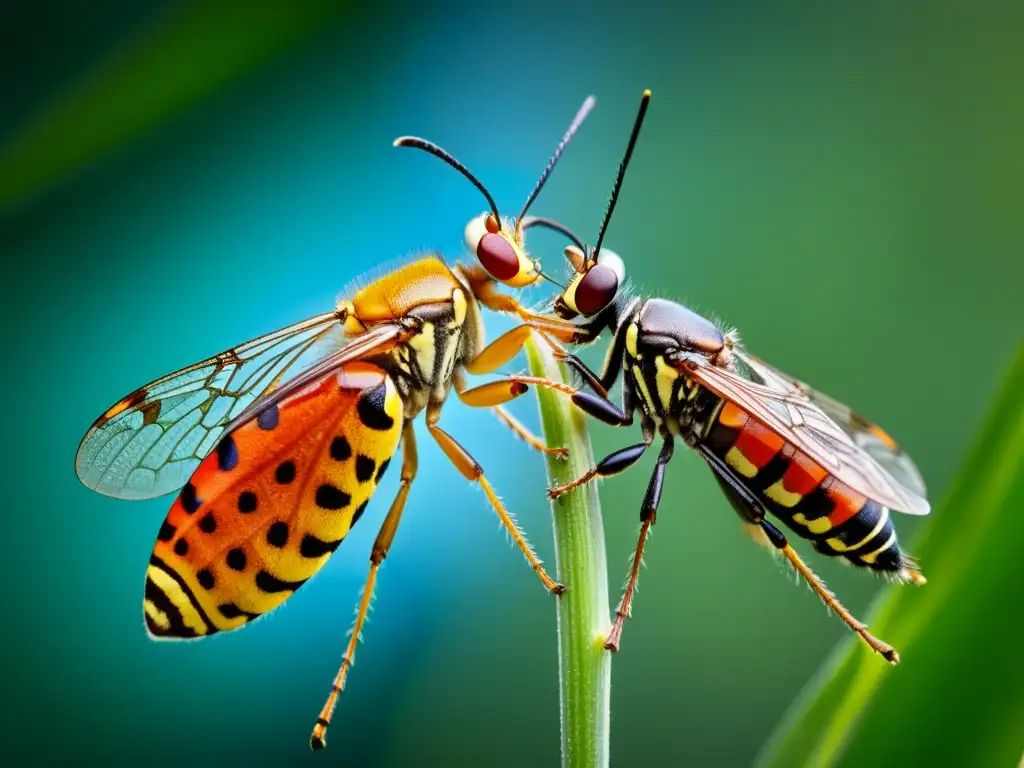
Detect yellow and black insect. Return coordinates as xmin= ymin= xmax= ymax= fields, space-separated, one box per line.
xmin=75 ymin=97 xmax=599 ymax=750
xmin=451 ymin=90 xmax=931 ymax=662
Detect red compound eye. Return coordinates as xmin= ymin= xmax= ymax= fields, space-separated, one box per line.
xmin=477 ymin=233 xmax=520 ymax=281
xmin=575 ymin=265 xmax=618 ymax=315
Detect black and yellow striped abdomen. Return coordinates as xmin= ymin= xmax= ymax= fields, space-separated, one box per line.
xmin=702 ymin=400 xmax=916 ymax=578
xmin=144 ymin=362 xmax=404 ymax=639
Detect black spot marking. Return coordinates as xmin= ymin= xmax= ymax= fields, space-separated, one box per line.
xmin=174 ymin=538 xmax=189 ymax=556
xmin=300 ymin=534 xmax=342 ymax=558
xmin=266 ymin=521 xmax=289 ymax=548
xmin=238 ymin=491 xmax=258 ymax=514
xmin=218 ymin=602 xmax=259 ymax=620
xmin=226 ymin=548 xmax=247 ymax=571
xmin=355 ymin=455 xmax=375 ymax=483
xmin=352 ymin=499 xmax=369 ymax=526
xmin=257 ymin=403 xmax=280 ymax=430
xmin=255 ymin=570 xmax=306 ymax=594
xmin=357 ymin=383 xmax=394 ymax=431
xmin=275 ymin=460 xmax=296 ymax=484
xmin=217 ymin=436 xmax=239 ymax=471
xmin=375 ymin=458 xmax=391 ymax=483
xmin=199 ymin=512 xmax=217 ymax=534
xmin=330 ymin=436 xmax=351 ymax=461
xmin=315 ymin=484 xmax=350 ymax=510
xmin=157 ymin=521 xmax=176 ymax=542
xmin=180 ymin=482 xmax=201 ymax=514
xmin=197 ymin=569 xmax=215 ymax=590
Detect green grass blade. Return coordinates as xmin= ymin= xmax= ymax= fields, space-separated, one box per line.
xmin=0 ymin=0 xmax=348 ymax=210
xmin=758 ymin=342 xmax=1024 ymax=768
xmin=525 ymin=338 xmax=612 ymax=768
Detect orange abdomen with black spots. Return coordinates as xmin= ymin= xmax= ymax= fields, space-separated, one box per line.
xmin=702 ymin=401 xmax=909 ymax=575
xmin=144 ymin=362 xmax=404 ymax=638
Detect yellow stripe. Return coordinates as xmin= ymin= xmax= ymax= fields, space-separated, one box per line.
xmin=408 ymin=321 xmax=436 ymax=379
xmin=826 ymin=507 xmax=889 ymax=553
xmin=725 ymin=446 xmax=758 ymax=478
xmin=791 ymin=512 xmax=832 ymax=535
xmin=451 ymin=287 xmax=467 ymax=327
xmin=859 ymin=529 xmax=897 ymax=564
xmin=625 ymin=322 xmax=639 ymax=358
xmin=765 ymin=479 xmax=802 ymax=508
xmin=654 ymin=356 xmax=678 ymax=413
xmin=144 ymin=599 xmax=171 ymax=631
xmin=146 ymin=563 xmax=209 ymax=636
xmin=631 ymin=364 xmax=659 ymax=423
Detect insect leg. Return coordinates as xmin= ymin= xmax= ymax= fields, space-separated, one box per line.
xmin=549 ymin=384 xmax=644 ymax=497
xmin=760 ymin=519 xmax=900 ymax=663
xmin=462 ymin=264 xmax=583 ymax=344
xmin=426 ymin=400 xmax=565 ymax=595
xmin=451 ymin=372 xmax=566 ymax=456
xmin=698 ymin=445 xmax=900 ymax=664
xmin=310 ymin=423 xmax=419 ymax=751
xmin=606 ymin=437 xmax=674 ymax=652
xmin=555 ymin=316 xmax=630 ymax=397
xmin=463 ymin=325 xmax=541 ymax=375
xmin=491 ymin=405 xmax=568 ymax=457
xmin=548 ymin=418 xmax=653 ymax=499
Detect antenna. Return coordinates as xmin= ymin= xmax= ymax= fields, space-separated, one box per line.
xmin=520 ymin=216 xmax=587 ymax=252
xmin=393 ymin=137 xmax=500 ymax=222
xmin=593 ymin=89 xmax=651 ymax=261
xmin=515 ymin=96 xmax=596 ymax=237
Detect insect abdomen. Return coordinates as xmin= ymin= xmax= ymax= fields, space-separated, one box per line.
xmin=144 ymin=363 xmax=404 ymax=639
xmin=703 ymin=401 xmax=917 ymax=578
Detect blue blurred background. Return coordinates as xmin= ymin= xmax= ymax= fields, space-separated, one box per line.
xmin=2 ymin=1 xmax=1021 ymax=765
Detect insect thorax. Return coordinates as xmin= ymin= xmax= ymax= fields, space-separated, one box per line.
xmin=621 ymin=318 xmax=724 ymax=440
xmin=383 ymin=300 xmax=472 ymax=416
xmin=339 ymin=257 xmax=482 ymax=419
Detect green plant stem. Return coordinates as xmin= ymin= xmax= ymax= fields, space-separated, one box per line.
xmin=525 ymin=338 xmax=612 ymax=768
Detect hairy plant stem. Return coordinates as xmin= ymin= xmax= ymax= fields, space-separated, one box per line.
xmin=525 ymin=338 xmax=612 ymax=768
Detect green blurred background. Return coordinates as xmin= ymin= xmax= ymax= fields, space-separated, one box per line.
xmin=1 ymin=1 xmax=1021 ymax=766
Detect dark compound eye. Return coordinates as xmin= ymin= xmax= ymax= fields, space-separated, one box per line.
xmin=477 ymin=233 xmax=520 ymax=281
xmin=575 ymin=265 xmax=619 ymax=315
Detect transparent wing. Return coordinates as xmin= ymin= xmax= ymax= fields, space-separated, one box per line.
xmin=76 ymin=312 xmax=347 ymax=500
xmin=678 ymin=352 xmax=930 ymax=515
xmin=736 ymin=351 xmax=927 ymax=498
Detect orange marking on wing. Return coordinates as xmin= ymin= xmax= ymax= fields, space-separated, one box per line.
xmin=869 ymin=424 xmax=898 ymax=450
xmin=719 ymin=401 xmax=749 ymax=429
xmin=783 ymin=450 xmax=829 ymax=495
xmin=101 ymin=388 xmax=147 ymax=421
xmin=734 ymin=418 xmax=785 ymax=469
xmin=826 ymin=480 xmax=867 ymax=527
xmin=353 ymin=257 xmax=458 ymax=321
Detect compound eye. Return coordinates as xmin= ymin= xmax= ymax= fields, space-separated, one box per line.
xmin=575 ymin=264 xmax=619 ymax=315
xmin=477 ymin=233 xmax=520 ymax=281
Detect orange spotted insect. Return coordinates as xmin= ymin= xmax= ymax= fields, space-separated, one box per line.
xmin=75 ymin=96 xmax=598 ymax=750
xmin=442 ymin=90 xmax=931 ymax=663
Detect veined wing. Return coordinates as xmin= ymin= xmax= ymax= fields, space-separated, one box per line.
xmin=677 ymin=353 xmax=930 ymax=515
xmin=76 ymin=312 xmax=347 ymax=500
xmin=735 ymin=350 xmax=927 ymax=498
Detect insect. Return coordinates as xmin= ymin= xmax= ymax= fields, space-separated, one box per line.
xmin=477 ymin=90 xmax=931 ymax=663
xmin=75 ymin=96 xmax=599 ymax=750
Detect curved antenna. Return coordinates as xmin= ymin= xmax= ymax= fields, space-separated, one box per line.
xmin=520 ymin=216 xmax=587 ymax=253
xmin=515 ymin=96 xmax=597 ymax=237
xmin=393 ymin=136 xmax=500 ymax=222
xmin=593 ymin=89 xmax=651 ymax=262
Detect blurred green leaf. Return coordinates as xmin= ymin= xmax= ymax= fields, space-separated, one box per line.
xmin=0 ymin=0 xmax=347 ymax=210
xmin=758 ymin=342 xmax=1024 ymax=768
